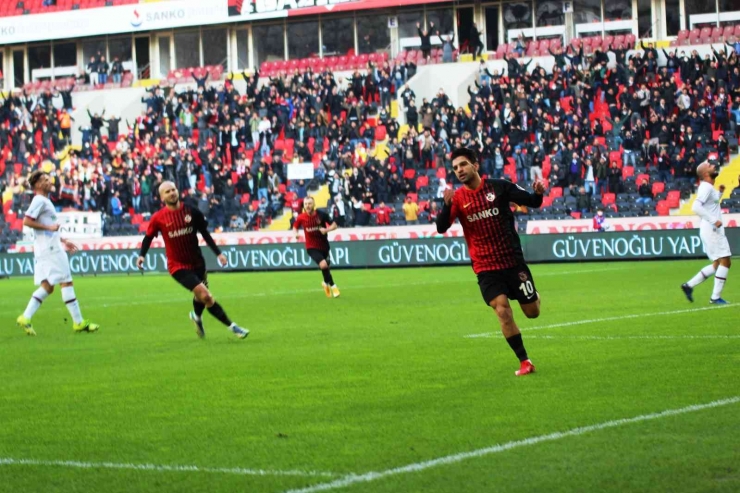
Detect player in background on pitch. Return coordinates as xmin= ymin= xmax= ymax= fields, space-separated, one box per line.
xmin=137 ymin=181 xmax=249 ymax=339
xmin=436 ymin=148 xmax=545 ymax=376
xmin=293 ymin=196 xmax=340 ymax=298
xmin=17 ymin=171 xmax=99 ymax=335
xmin=681 ymin=160 xmax=732 ymax=304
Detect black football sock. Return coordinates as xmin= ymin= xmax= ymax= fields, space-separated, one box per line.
xmin=322 ymin=269 xmax=334 ymax=286
xmin=506 ymin=333 xmax=529 ymax=362
xmin=193 ymin=299 xmax=206 ymax=318
xmin=207 ymin=302 xmax=233 ymax=327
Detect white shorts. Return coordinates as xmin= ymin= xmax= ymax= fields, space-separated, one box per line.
xmin=700 ymin=224 xmax=732 ymax=262
xmin=34 ymin=251 xmax=73 ymax=286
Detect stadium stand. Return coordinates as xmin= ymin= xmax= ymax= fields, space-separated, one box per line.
xmin=2 ymin=6 xmax=740 ymax=250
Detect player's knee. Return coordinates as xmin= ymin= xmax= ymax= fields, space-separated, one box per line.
xmin=493 ymin=303 xmax=513 ymax=322
xmin=524 ymin=307 xmax=540 ymax=319
xmin=201 ymin=292 xmax=215 ymax=306
xmin=319 ymin=260 xmax=329 ymax=270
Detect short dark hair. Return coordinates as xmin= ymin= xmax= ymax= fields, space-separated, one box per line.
xmin=28 ymin=170 xmax=48 ymax=189
xmin=450 ymin=147 xmax=478 ymax=164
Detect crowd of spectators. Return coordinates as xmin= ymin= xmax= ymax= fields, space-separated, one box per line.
xmin=2 ymin=33 xmax=740 ymax=240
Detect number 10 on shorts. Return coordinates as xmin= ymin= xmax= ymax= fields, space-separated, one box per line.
xmin=519 ymin=280 xmax=534 ymax=296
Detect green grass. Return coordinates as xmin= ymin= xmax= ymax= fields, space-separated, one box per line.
xmin=1 ymin=260 xmax=739 ymax=493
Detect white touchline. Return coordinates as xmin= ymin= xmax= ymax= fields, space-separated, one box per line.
xmin=510 ymin=334 xmax=740 ymax=340
xmin=284 ymin=396 xmax=740 ymax=493
xmin=0 ymin=458 xmax=338 ymax=478
xmin=464 ymin=304 xmax=740 ymax=338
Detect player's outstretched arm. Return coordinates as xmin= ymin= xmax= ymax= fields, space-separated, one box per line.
xmin=507 ymin=180 xmax=545 ymax=208
xmin=436 ymin=189 xmax=455 ymax=234
xmin=137 ymin=234 xmax=154 ymax=269
xmin=319 ymin=222 xmax=338 ymax=235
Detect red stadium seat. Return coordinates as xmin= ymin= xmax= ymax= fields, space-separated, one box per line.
xmin=403 ymin=169 xmax=416 ymax=180
xmin=602 ymin=193 xmax=616 ymax=205
xmin=652 ymin=182 xmax=665 ymax=195
xmin=550 ymin=186 xmax=563 ymax=198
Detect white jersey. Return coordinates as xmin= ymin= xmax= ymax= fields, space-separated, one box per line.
xmin=693 ymin=181 xmax=722 ymax=226
xmin=25 ymin=195 xmax=64 ymax=258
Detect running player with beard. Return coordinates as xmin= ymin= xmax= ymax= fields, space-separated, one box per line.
xmin=436 ymin=148 xmax=545 ymax=376
xmin=136 ymin=181 xmax=249 ymax=339
xmin=293 ymin=196 xmax=340 ymax=298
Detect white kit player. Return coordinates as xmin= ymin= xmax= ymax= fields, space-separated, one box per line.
xmin=681 ymin=161 xmax=732 ymax=304
xmin=16 ymin=171 xmax=100 ymax=335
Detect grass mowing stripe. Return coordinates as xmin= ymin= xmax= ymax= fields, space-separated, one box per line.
xmin=0 ymin=458 xmax=338 ymax=478
xmin=284 ymin=397 xmax=740 ymax=493
xmin=464 ymin=304 xmax=740 ymax=338
xmin=0 ymin=266 xmax=623 ymax=313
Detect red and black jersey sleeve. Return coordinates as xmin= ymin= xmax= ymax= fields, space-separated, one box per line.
xmin=146 ymin=212 xmax=161 ymax=237
xmin=498 ymin=180 xmax=544 ymax=208
xmin=318 ymin=210 xmax=333 ymax=226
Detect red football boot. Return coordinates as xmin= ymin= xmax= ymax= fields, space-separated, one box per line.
xmin=515 ymin=359 xmax=536 ymax=376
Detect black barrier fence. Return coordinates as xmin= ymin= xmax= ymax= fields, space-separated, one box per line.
xmin=0 ymin=229 xmax=738 ymax=277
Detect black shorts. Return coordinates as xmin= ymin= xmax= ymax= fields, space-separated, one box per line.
xmin=172 ymin=266 xmax=208 ymax=291
xmin=307 ymin=249 xmax=330 ymax=266
xmin=477 ymin=264 xmax=538 ymax=306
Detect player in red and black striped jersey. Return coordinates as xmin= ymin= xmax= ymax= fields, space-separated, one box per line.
xmin=293 ymin=196 xmax=340 ymax=298
xmin=436 ymin=148 xmax=545 ymax=376
xmin=136 ymin=181 xmax=249 ymax=340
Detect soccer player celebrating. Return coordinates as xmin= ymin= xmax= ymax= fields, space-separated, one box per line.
xmin=136 ymin=181 xmax=249 ymax=339
xmin=16 ymin=171 xmax=99 ymax=335
xmin=681 ymin=161 xmax=732 ymax=304
xmin=436 ymin=148 xmax=545 ymax=376
xmin=293 ymin=196 xmax=340 ymax=298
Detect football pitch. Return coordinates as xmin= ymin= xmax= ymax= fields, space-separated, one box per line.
xmin=1 ymin=260 xmax=739 ymax=493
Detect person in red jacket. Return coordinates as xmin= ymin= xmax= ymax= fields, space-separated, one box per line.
xmin=370 ymin=202 xmax=393 ymax=225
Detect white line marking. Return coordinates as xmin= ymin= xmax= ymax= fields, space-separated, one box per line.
xmin=464 ymin=304 xmax=740 ymax=338
xmin=469 ymin=334 xmax=740 ymax=340
xmin=0 ymin=458 xmax=338 ymax=478
xmin=284 ymin=396 xmax=740 ymax=493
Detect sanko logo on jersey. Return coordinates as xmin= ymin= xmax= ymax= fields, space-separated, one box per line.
xmin=168 ymin=227 xmax=193 ymax=238
xmin=467 ymin=208 xmax=500 ymax=222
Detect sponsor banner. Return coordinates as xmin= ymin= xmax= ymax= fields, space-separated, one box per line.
xmin=287 ymin=162 xmax=315 ymax=181
xmin=22 ymin=212 xmax=103 ymax=242
xmin=522 ymin=228 xmax=739 ymax=262
xmin=231 ymin=0 xmax=450 ymax=20
xmin=8 ymin=223 xmax=465 ymax=254
xmin=0 ymin=0 xmax=228 ymax=44
xmin=526 ymin=214 xmax=740 ymax=234
xmin=1 ymin=230 xmax=737 ymax=277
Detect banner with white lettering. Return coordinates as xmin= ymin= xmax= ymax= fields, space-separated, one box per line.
xmin=22 ymin=211 xmax=103 ymax=242
xmin=2 ymin=230 xmax=737 ymax=277
xmin=287 ymin=162 xmax=315 ymax=181
xmin=0 ymin=0 xmax=228 ymax=44
xmin=525 ymin=214 xmax=740 ymax=234
xmin=8 ymin=223 xmax=465 ymax=254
